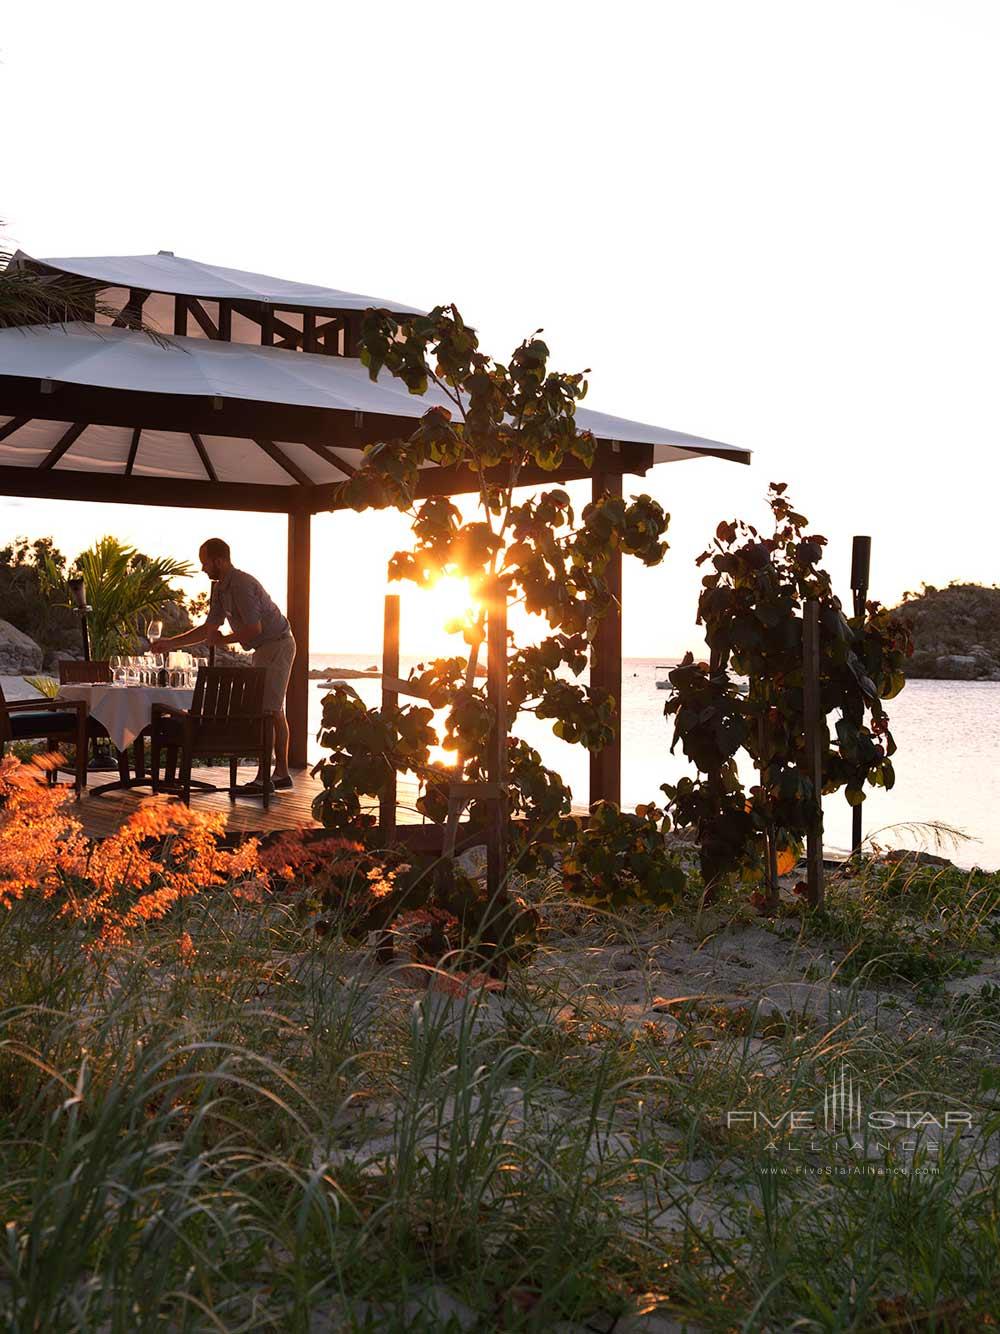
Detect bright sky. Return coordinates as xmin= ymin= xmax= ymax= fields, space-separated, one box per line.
xmin=2 ymin=2 xmax=997 ymax=656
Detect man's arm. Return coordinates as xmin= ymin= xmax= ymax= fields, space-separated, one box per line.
xmin=151 ymin=622 xmax=223 ymax=652
xmin=217 ymin=619 xmax=263 ymax=649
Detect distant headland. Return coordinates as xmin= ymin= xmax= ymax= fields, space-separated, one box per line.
xmin=895 ymin=583 xmax=1000 ymax=681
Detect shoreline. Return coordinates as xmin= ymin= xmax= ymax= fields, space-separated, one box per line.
xmin=309 ymin=665 xmax=488 ymax=681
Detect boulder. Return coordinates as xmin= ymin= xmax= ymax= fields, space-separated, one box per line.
xmin=42 ymin=648 xmax=83 ymax=673
xmin=882 ymin=848 xmax=954 ymax=868
xmin=0 ymin=620 xmax=43 ymax=674
xmin=934 ymin=654 xmax=980 ymax=680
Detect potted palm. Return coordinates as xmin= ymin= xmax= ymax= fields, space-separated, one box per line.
xmin=39 ymin=538 xmax=193 ymax=659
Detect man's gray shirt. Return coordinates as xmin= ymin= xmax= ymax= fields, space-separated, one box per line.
xmin=205 ymin=568 xmax=290 ymax=650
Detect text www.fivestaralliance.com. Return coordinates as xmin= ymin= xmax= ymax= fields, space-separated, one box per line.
xmin=759 ymin=1164 xmax=940 ymax=1176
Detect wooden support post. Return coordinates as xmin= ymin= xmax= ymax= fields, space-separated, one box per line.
xmin=286 ymin=510 xmax=311 ymax=769
xmin=803 ymin=600 xmax=825 ymax=908
xmin=850 ymin=535 xmax=871 ymax=857
xmin=379 ymin=593 xmax=400 ymax=843
xmin=757 ymin=710 xmax=780 ymax=911
xmin=486 ymin=579 xmax=509 ymax=903
xmin=589 ymin=463 xmax=623 ymax=809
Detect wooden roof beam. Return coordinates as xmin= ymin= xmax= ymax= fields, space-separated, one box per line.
xmin=40 ymin=421 xmax=88 ymax=469
xmin=0 ymin=464 xmax=301 ymax=512
xmin=190 ymin=432 xmax=218 ymax=481
xmin=253 ymin=437 xmax=314 ymax=487
xmin=299 ymin=441 xmax=357 ymax=476
xmin=0 ymin=417 xmax=29 ymax=443
xmin=186 ymin=298 xmax=220 ymax=340
xmin=125 ymin=427 xmax=142 ymax=475
xmin=111 ymin=288 xmax=150 ymax=330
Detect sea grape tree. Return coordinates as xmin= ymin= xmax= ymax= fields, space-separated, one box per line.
xmin=663 ymin=484 xmax=913 ymax=899
xmin=312 ymin=304 xmax=685 ymax=909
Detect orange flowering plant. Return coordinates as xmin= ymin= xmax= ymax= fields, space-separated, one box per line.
xmin=0 ymin=754 xmax=259 ymax=951
xmin=0 ymin=754 xmax=487 ymax=964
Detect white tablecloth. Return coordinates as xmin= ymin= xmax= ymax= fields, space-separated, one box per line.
xmin=59 ymin=684 xmax=195 ymax=752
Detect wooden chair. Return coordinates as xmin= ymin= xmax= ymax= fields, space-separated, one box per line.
xmin=54 ymin=658 xmax=134 ymax=784
xmin=0 ymin=680 xmax=88 ymax=796
xmin=58 ymin=660 xmax=112 ymax=685
xmin=150 ymin=666 xmax=274 ymax=807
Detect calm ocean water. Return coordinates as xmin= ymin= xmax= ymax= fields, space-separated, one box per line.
xmin=308 ymin=655 xmax=1000 ymax=871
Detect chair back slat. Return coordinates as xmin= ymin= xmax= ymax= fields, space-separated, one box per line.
xmin=191 ymin=666 xmax=268 ymax=726
xmin=58 ymin=660 xmax=112 ymax=684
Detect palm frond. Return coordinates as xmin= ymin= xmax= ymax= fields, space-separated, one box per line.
xmin=45 ymin=536 xmax=194 ymax=659
xmin=0 ymin=234 xmax=170 ymax=344
xmin=22 ymin=675 xmax=60 ymax=699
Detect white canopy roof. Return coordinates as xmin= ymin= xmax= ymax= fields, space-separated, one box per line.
xmin=0 ymin=323 xmax=748 ymax=487
xmin=20 ymin=250 xmax=425 ymax=316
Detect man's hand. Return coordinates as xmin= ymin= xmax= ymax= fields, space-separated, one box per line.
xmin=149 ymin=638 xmax=170 ymax=652
xmin=204 ymin=626 xmax=226 ymax=646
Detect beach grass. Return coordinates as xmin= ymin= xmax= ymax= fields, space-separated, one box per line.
xmin=1 ymin=863 xmax=998 ymax=1332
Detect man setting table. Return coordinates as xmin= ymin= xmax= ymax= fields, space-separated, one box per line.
xmin=151 ymin=538 xmax=297 ymax=793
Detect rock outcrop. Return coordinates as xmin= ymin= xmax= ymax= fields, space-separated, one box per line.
xmin=0 ymin=619 xmax=43 ymax=674
xmin=894 ymin=584 xmax=1000 ymax=681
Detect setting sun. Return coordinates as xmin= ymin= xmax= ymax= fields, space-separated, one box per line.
xmin=418 ymin=574 xmax=478 ymax=635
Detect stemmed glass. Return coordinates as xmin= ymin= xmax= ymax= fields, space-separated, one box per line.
xmin=146 ymin=620 xmax=165 ymax=684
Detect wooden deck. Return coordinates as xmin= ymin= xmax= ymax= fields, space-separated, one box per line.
xmin=73 ymin=765 xmax=428 ymax=841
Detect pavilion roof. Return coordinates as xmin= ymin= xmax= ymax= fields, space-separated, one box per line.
xmin=0 ymin=253 xmax=749 ymax=513
xmin=16 ymin=250 xmax=424 ymax=316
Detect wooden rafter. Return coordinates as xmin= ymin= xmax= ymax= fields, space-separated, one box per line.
xmin=40 ymin=421 xmax=88 ymax=470
xmin=186 ymin=299 xmax=220 ymax=340
xmin=315 ymin=318 xmax=341 ymax=351
xmin=190 ymin=432 xmax=218 ymax=482
xmin=173 ymin=296 xmax=187 ymax=336
xmin=0 ymin=417 xmax=29 ymax=443
xmin=125 ymin=427 xmax=142 ymax=476
xmin=112 ymin=288 xmax=150 ymax=330
xmin=299 ymin=441 xmax=357 ymax=476
xmin=252 ymin=437 xmax=313 ymax=487
xmin=230 ymin=301 xmax=301 ymax=346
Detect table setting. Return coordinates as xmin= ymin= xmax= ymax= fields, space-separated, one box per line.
xmin=58 ymin=622 xmax=202 ymax=794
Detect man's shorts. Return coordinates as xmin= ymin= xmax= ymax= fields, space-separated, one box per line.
xmin=252 ymin=632 xmax=297 ymax=714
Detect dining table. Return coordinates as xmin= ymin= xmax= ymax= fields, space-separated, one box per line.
xmin=59 ymin=681 xmax=195 ymax=796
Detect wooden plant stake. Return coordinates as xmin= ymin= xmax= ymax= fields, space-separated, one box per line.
xmin=485 ymin=578 xmax=509 ymax=906
xmin=802 ymin=599 xmax=825 ymax=908
xmin=757 ymin=707 xmax=780 ymax=913
xmin=849 ymin=535 xmax=871 ymax=856
xmin=378 ymin=592 xmax=400 ymax=844
xmin=375 ymin=591 xmax=400 ymax=963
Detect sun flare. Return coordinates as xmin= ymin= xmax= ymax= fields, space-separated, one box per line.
xmin=421 ymin=574 xmax=477 ymax=630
